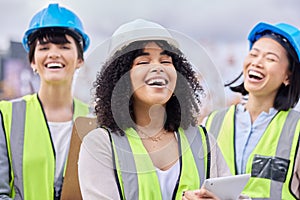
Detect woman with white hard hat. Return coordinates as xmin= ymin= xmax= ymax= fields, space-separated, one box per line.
xmin=78 ymin=18 xmax=233 ymax=200
xmin=204 ymin=22 xmax=300 ymax=199
xmin=0 ymin=3 xmax=90 ymax=200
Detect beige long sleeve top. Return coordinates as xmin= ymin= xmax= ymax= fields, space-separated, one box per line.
xmin=78 ymin=127 xmax=231 ymax=200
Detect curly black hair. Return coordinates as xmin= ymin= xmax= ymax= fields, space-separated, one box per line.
xmin=93 ymin=40 xmax=204 ymax=135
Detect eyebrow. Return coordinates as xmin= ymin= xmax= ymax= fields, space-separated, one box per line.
xmin=139 ymin=50 xmax=169 ymax=56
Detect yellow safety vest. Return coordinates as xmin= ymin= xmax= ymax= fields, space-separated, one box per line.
xmin=0 ymin=94 xmax=89 ymax=200
xmin=206 ymin=105 xmax=300 ymax=199
xmin=109 ymin=126 xmax=211 ymax=200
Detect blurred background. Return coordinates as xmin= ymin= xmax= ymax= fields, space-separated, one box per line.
xmin=0 ymin=0 xmax=299 ymax=116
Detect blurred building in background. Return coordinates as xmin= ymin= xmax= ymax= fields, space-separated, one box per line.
xmin=0 ymin=41 xmax=38 ymax=100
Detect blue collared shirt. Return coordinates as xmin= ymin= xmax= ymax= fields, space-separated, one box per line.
xmin=235 ymin=104 xmax=278 ymax=174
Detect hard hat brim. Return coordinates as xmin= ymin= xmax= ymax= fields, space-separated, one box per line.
xmin=22 ymin=26 xmax=90 ymax=52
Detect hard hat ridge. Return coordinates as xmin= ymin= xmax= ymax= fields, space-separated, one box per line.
xmin=108 ymin=18 xmax=179 ymax=56
xmin=22 ymin=3 xmax=90 ymax=52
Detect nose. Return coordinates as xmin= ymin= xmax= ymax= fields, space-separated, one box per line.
xmin=251 ymin=57 xmax=263 ymax=68
xmin=150 ymin=65 xmax=164 ymax=73
xmin=48 ymin=50 xmax=61 ymax=59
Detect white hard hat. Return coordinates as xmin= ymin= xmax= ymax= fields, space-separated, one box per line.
xmin=73 ymin=18 xmax=226 ymax=116
xmin=108 ymin=18 xmax=179 ymax=56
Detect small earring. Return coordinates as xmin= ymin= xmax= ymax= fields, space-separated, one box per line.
xmin=33 ymin=68 xmax=38 ymax=74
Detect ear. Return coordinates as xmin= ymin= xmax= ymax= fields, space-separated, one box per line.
xmin=283 ymin=72 xmax=290 ymax=86
xmin=75 ymin=58 xmax=84 ymax=69
xmin=30 ymin=60 xmax=37 ymax=72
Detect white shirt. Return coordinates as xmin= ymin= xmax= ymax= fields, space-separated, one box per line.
xmin=156 ymin=161 xmax=179 ymax=200
xmin=235 ymin=104 xmax=277 ymax=174
xmin=48 ymin=120 xmax=73 ymax=197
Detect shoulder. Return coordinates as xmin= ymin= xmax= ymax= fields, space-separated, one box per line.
xmin=73 ymin=97 xmax=89 ymax=107
xmin=288 ymin=109 xmax=300 ymax=118
xmin=0 ymin=100 xmax=12 ymax=109
xmin=0 ymin=96 xmax=30 ymax=115
xmin=205 ymin=105 xmax=234 ymax=125
xmin=83 ymin=127 xmax=111 ymax=147
xmin=277 ymin=109 xmax=300 ymax=125
xmin=81 ymin=128 xmax=112 ymax=156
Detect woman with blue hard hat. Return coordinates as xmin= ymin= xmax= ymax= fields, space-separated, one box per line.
xmin=202 ymin=22 xmax=300 ymax=199
xmin=0 ymin=3 xmax=90 ymax=200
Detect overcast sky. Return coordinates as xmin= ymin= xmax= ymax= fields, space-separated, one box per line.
xmin=0 ymin=0 xmax=299 ymax=53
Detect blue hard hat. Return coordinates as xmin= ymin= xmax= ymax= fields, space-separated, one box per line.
xmin=248 ymin=22 xmax=300 ymax=62
xmin=22 ymin=3 xmax=90 ymax=52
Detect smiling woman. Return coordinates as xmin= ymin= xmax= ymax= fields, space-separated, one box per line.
xmin=31 ymin=34 xmax=83 ymax=86
xmin=77 ymin=19 xmax=232 ymax=200
xmin=205 ymin=22 xmax=300 ymax=199
xmin=130 ymin=42 xmax=177 ymax=107
xmin=0 ymin=3 xmax=91 ymax=200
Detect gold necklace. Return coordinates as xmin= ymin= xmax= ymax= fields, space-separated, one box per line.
xmin=137 ymin=128 xmax=167 ymax=142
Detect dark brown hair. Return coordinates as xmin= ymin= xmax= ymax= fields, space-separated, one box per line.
xmin=27 ymin=27 xmax=84 ymax=63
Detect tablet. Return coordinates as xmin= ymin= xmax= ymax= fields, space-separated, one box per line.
xmin=203 ymin=174 xmax=251 ymax=200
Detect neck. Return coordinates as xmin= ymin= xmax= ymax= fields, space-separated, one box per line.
xmin=245 ymin=94 xmax=275 ymax=122
xmin=38 ymin=85 xmax=73 ymax=122
xmin=39 ymin=83 xmax=72 ymax=105
xmin=134 ymin=103 xmax=166 ymax=134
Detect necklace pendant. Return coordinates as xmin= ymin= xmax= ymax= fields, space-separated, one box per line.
xmin=137 ymin=128 xmax=165 ymax=142
xmin=151 ymin=136 xmax=160 ymax=142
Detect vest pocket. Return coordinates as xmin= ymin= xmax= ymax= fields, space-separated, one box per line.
xmin=251 ymin=154 xmax=290 ymax=182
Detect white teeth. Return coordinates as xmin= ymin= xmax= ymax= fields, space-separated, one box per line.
xmin=249 ymin=70 xmax=263 ymax=79
xmin=147 ymin=78 xmax=167 ymax=85
xmin=47 ymin=63 xmax=63 ymax=68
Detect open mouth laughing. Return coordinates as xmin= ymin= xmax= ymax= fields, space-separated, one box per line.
xmin=145 ymin=77 xmax=168 ymax=88
xmin=45 ymin=62 xmax=64 ymax=69
xmin=248 ymin=70 xmax=264 ymax=80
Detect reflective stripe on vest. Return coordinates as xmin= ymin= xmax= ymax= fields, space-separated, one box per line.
xmin=10 ymin=99 xmax=26 ymax=200
xmin=9 ymin=98 xmax=55 ymax=200
xmin=110 ymin=126 xmax=209 ymax=200
xmin=207 ymin=105 xmax=300 ymax=199
xmin=206 ymin=106 xmax=236 ymax=174
xmin=257 ymin=110 xmax=300 ymax=200
xmin=206 ymin=107 xmax=229 ymax=139
xmin=111 ymin=129 xmax=138 ymax=199
xmin=184 ymin=125 xmax=207 ymax=184
xmin=7 ymin=95 xmax=90 ymax=200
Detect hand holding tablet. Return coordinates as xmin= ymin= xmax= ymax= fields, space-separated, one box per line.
xmin=203 ymin=174 xmax=251 ymax=200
